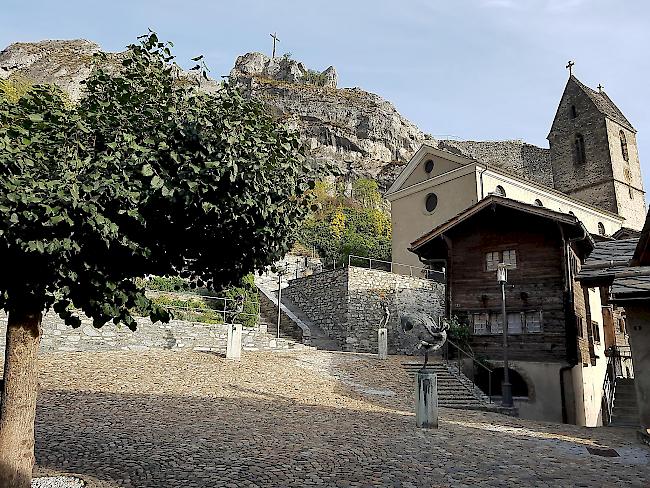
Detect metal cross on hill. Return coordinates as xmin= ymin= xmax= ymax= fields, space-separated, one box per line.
xmin=566 ymin=60 xmax=575 ymax=76
xmin=270 ymin=32 xmax=280 ymax=59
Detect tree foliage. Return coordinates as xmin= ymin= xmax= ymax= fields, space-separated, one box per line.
xmin=0 ymin=32 xmax=322 ymax=329
xmin=298 ymin=178 xmax=391 ymax=265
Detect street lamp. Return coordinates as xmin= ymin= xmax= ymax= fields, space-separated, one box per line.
xmin=276 ymin=265 xmax=288 ymax=339
xmin=497 ymin=263 xmax=513 ymax=407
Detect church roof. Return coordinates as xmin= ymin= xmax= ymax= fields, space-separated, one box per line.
xmin=570 ymin=76 xmax=635 ymax=132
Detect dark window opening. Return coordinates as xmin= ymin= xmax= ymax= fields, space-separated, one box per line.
xmin=620 ymin=130 xmax=629 ymax=162
xmin=576 ymin=316 xmax=584 ymax=338
xmin=570 ymin=105 xmax=577 ymax=119
xmin=534 ymin=198 xmax=543 ymax=207
xmin=494 ymin=185 xmax=506 ymax=197
xmin=425 ymin=193 xmax=438 ymax=212
xmin=424 ymin=159 xmax=435 ymax=173
xmin=575 ymin=134 xmax=586 ymax=164
xmin=475 ymin=367 xmax=529 ymax=398
xmin=591 ymin=321 xmax=601 ymax=343
xmin=598 ymin=222 xmax=606 ymax=236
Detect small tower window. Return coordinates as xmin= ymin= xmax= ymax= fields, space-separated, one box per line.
xmin=620 ymin=130 xmax=629 ymax=162
xmin=534 ymin=199 xmax=543 ymax=207
xmin=629 ymin=186 xmax=634 ymax=200
xmin=424 ymin=159 xmax=435 ymax=173
xmin=574 ymin=134 xmax=586 ymax=165
xmin=598 ymin=222 xmax=606 ymax=236
xmin=494 ymin=185 xmax=506 ymax=197
xmin=570 ymin=105 xmax=577 ymax=119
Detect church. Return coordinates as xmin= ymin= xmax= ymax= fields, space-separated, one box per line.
xmin=385 ymin=73 xmax=645 ymax=426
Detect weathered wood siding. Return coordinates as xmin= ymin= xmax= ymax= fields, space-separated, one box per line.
xmin=446 ymin=209 xmax=570 ymax=362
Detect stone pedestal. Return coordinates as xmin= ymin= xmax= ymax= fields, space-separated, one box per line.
xmin=226 ymin=323 xmax=242 ymax=361
xmin=415 ymin=370 xmax=438 ymax=428
xmin=378 ymin=328 xmax=388 ymax=360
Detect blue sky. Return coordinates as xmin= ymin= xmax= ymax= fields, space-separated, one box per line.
xmin=2 ymin=0 xmax=650 ymax=197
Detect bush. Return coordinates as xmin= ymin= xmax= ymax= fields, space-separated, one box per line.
xmin=297 ymin=177 xmax=391 ymax=266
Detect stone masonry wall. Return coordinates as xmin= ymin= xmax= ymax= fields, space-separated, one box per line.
xmin=284 ymin=267 xmax=445 ymax=353
xmin=0 ymin=312 xmax=272 ymax=356
xmin=283 ymin=268 xmax=348 ymax=341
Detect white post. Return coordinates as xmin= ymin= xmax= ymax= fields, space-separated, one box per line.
xmin=415 ymin=370 xmax=438 ymax=428
xmin=277 ymin=273 xmax=282 ymax=339
xmin=226 ymin=323 xmax=242 ymax=361
xmin=378 ymin=328 xmax=388 ymax=360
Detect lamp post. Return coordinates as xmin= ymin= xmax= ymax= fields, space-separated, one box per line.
xmin=497 ymin=263 xmax=513 ymax=407
xmin=276 ymin=265 xmax=288 ymax=339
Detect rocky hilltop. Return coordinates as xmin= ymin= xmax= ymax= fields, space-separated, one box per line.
xmin=0 ymin=40 xmax=551 ymax=189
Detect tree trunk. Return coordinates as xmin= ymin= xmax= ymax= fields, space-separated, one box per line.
xmin=0 ymin=309 xmax=43 ymax=488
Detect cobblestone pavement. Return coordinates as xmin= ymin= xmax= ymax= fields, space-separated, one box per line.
xmin=18 ymin=350 xmax=649 ymax=487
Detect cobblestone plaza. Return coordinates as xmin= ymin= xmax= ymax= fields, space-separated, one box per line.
xmin=26 ymin=351 xmax=650 ymax=487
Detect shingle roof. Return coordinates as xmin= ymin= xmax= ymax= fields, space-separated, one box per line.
xmin=571 ymin=76 xmax=635 ymax=132
xmin=576 ymin=238 xmax=638 ymax=282
xmin=612 ymin=275 xmax=650 ymax=296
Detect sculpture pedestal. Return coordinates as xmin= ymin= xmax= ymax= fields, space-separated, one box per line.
xmin=415 ymin=370 xmax=438 ymax=429
xmin=378 ymin=328 xmax=388 ymax=360
xmin=226 ymin=323 xmax=242 ymax=361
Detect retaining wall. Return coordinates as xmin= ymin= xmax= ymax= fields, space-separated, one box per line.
xmin=284 ymin=266 xmax=445 ymax=353
xmin=0 ymin=312 xmax=274 ymax=356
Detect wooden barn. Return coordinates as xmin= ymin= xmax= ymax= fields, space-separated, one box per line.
xmin=409 ymin=195 xmax=611 ymax=425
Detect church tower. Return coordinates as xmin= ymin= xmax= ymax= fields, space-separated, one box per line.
xmin=548 ymin=74 xmax=646 ymax=231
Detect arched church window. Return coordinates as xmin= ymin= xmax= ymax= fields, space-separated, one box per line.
xmin=424 ymin=159 xmax=435 ymax=173
xmin=620 ymin=130 xmax=629 ymax=162
xmin=574 ymin=134 xmax=586 ymax=165
xmin=534 ymin=199 xmax=543 ymax=207
xmin=494 ymin=185 xmax=506 ymax=197
xmin=570 ymin=105 xmax=577 ymax=119
xmin=598 ymin=222 xmax=606 ymax=236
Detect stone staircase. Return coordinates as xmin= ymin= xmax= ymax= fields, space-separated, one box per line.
xmin=255 ymin=257 xmax=341 ymax=351
xmin=401 ymin=361 xmax=503 ymax=412
xmin=609 ymin=377 xmax=640 ymax=428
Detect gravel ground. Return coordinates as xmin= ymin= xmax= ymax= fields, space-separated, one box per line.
xmin=32 ymin=476 xmax=85 ymax=487
xmin=10 ymin=350 xmax=649 ymax=487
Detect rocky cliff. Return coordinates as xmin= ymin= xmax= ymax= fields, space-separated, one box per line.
xmin=0 ymin=40 xmax=551 ymax=190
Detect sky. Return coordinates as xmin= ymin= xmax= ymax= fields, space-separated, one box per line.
xmin=2 ymin=0 xmax=650 ymax=196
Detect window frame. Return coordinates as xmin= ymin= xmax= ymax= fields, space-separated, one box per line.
xmin=575 ymin=134 xmax=586 ymax=165
xmin=485 ymin=249 xmax=517 ymax=272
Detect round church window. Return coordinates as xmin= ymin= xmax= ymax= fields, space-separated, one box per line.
xmin=425 ymin=193 xmax=438 ymax=212
xmin=424 ymin=159 xmax=435 ymax=173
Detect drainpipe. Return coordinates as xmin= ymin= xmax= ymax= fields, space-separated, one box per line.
xmin=559 ymin=365 xmax=573 ymax=424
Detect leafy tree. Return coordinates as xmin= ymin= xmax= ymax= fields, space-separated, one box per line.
xmin=298 ymin=177 xmax=391 ymax=266
xmin=0 ymin=33 xmax=321 ymax=487
xmin=351 ymin=178 xmax=381 ymax=209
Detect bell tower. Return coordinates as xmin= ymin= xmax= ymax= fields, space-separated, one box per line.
xmin=547 ymin=73 xmax=646 ymax=231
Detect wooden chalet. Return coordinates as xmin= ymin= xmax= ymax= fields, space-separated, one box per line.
xmin=409 ymin=195 xmax=610 ymax=425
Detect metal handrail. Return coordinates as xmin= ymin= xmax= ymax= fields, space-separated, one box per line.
xmin=146 ymin=290 xmax=260 ymax=326
xmin=443 ymin=338 xmax=493 ymax=403
xmin=602 ymin=354 xmax=617 ymax=425
xmin=347 ymin=254 xmax=444 ymax=280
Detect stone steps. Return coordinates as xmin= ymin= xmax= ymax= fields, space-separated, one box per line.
xmin=401 ymin=362 xmax=498 ymax=411
xmin=609 ymin=378 xmax=639 ymax=428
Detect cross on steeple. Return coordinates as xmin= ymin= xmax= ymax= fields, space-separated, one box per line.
xmin=566 ymin=60 xmax=575 ymax=76
xmin=597 ymin=83 xmax=604 ymax=92
xmin=270 ymin=32 xmax=280 ymax=59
